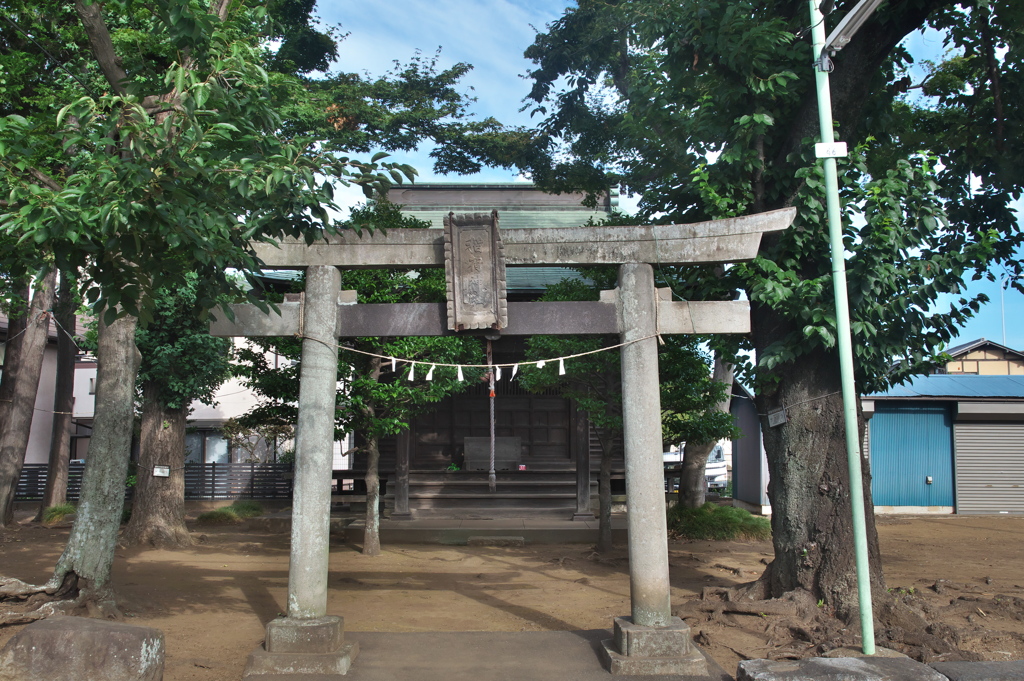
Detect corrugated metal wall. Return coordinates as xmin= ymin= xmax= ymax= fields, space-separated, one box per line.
xmin=954 ymin=423 xmax=1024 ymax=514
xmin=869 ymin=402 xmax=954 ymax=507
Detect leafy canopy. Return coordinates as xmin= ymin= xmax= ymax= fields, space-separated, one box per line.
xmin=494 ymin=0 xmax=1024 ymax=393
xmin=0 ymin=0 xmax=509 ymax=326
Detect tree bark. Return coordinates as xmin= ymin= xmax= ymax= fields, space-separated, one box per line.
xmin=121 ymin=382 xmax=192 ymax=548
xmin=751 ymin=306 xmax=884 ymax=623
xmin=679 ymin=441 xmax=714 ymax=510
xmin=678 ymin=356 xmax=734 ymax=509
xmin=0 ymin=267 xmax=58 ymax=527
xmin=47 ymin=308 xmax=140 ymax=604
xmin=37 ymin=271 xmax=77 ymax=520
xmin=362 ymin=432 xmax=381 ymax=556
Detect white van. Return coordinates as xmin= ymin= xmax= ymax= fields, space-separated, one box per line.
xmin=663 ymin=445 xmax=728 ymax=492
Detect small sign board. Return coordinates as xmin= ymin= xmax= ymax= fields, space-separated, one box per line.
xmin=767 ymin=408 xmax=788 ymax=428
xmin=814 ymin=141 xmax=848 ymax=159
xmin=443 ymin=211 xmax=508 ymax=332
xmin=153 ymin=465 xmax=170 ymax=477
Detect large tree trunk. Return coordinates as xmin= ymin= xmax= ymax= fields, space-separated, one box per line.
xmin=678 ymin=356 xmax=734 ymax=509
xmin=679 ymin=441 xmax=715 ymax=510
xmin=36 ymin=271 xmax=77 ymax=520
xmin=0 ymin=268 xmax=58 ymax=527
xmin=47 ymin=308 xmax=141 ymax=606
xmin=751 ymin=307 xmax=884 ymax=623
xmin=362 ymin=432 xmax=381 ymax=556
xmin=121 ymin=382 xmax=192 ymax=548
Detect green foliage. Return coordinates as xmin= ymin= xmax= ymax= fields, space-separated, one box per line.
xmin=519 ymin=271 xmax=624 ymax=436
xmin=195 ymin=507 xmax=243 ymax=525
xmin=221 ymin=417 xmax=293 ymax=463
xmin=518 ymin=254 xmax=735 ymax=448
xmin=42 ymin=503 xmax=76 ymax=524
xmin=502 ymin=0 xmax=1024 ymax=393
xmin=0 ymin=0 xmax=419 ymax=326
xmin=229 ymin=499 xmax=264 ymax=518
xmin=134 ymin=273 xmax=233 ymax=410
xmin=666 ymin=502 xmax=771 ymax=541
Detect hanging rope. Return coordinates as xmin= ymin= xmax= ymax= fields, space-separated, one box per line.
xmin=311 ymin=331 xmax=664 ymax=369
xmin=487 ymin=339 xmax=496 ymax=492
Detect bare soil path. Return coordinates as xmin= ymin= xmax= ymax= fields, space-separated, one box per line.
xmin=1 ymin=513 xmax=1022 ymax=680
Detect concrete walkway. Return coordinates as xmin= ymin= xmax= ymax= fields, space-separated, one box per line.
xmin=340 ymin=630 xmax=730 ymax=681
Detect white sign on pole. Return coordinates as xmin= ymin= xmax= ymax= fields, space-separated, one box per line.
xmin=814 ymin=142 xmax=848 ymax=158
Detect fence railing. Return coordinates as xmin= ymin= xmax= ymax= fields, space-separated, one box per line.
xmin=16 ymin=462 xmax=294 ymax=502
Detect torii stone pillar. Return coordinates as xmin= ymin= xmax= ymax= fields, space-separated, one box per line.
xmin=241 ymin=266 xmax=359 ymax=679
xmin=618 ymin=263 xmax=671 ymax=627
xmin=599 ymin=263 xmax=706 ymax=675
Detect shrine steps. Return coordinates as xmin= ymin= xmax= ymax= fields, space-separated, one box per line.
xmin=384 ymin=471 xmax=596 ymax=519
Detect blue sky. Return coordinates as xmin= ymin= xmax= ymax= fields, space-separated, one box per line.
xmin=316 ymin=1 xmax=1023 ymax=352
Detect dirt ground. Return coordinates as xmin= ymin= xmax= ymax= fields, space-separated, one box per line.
xmin=1 ymin=512 xmax=1023 ymax=680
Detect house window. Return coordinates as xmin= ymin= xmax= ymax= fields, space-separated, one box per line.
xmin=88 ymin=378 xmax=96 ymax=395
xmin=185 ymin=430 xmax=232 ymax=463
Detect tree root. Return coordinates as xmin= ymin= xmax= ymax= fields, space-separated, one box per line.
xmin=0 ymin=571 xmax=122 ymax=628
xmin=678 ymin=584 xmax=991 ymax=663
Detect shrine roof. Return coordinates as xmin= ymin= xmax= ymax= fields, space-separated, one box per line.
xmin=389 ymin=181 xmax=618 ymax=231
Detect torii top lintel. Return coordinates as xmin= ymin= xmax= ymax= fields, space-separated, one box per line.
xmin=253 ymin=207 xmax=796 ymax=269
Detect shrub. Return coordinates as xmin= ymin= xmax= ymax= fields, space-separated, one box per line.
xmin=230 ymin=499 xmax=265 ymax=518
xmin=42 ymin=503 xmax=76 ymax=524
xmin=666 ymin=502 xmax=771 ymax=541
xmin=195 ymin=508 xmax=242 ymax=525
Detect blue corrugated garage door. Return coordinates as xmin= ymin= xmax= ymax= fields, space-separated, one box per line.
xmin=870 ymin=402 xmax=954 ymax=507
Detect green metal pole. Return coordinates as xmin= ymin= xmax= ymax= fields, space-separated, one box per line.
xmin=807 ymin=0 xmax=876 ymax=655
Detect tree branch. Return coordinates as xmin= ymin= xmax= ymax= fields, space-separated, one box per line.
xmin=29 ymin=168 xmax=63 ymax=192
xmin=209 ymin=0 xmax=232 ymax=21
xmin=74 ymin=0 xmax=129 ymax=96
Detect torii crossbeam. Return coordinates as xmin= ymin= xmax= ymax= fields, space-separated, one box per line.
xmin=212 ymin=207 xmax=795 ymax=678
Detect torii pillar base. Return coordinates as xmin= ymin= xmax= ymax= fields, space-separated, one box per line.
xmin=242 ymin=616 xmax=359 ymax=679
xmin=600 ymin=616 xmax=708 ymax=676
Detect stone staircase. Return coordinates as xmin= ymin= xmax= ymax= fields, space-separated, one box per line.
xmin=384 ymin=471 xmax=596 ymax=519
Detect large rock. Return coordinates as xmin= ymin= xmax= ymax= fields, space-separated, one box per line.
xmin=738 ymin=657 xmax=948 ymax=681
xmin=0 ymin=616 xmax=164 ymax=681
xmin=930 ymin=660 xmax=1024 ymax=681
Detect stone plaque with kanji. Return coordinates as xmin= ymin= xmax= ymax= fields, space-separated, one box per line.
xmin=443 ymin=210 xmax=508 ymax=331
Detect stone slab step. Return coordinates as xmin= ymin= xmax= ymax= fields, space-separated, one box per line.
xmin=380 ymin=508 xmax=578 ymax=521
xmin=401 ymin=477 xmax=593 ymax=483
xmin=738 ymin=657 xmax=948 ymax=681
xmin=405 ymin=492 xmax=577 ymax=499
xmin=931 ymin=660 xmax=1024 ymax=680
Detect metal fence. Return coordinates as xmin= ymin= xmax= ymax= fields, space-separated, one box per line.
xmin=16 ymin=462 xmax=294 ymax=502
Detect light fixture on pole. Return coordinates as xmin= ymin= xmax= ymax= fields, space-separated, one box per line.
xmin=823 ymin=0 xmax=887 ymax=54
xmin=807 ymin=0 xmax=881 ymax=655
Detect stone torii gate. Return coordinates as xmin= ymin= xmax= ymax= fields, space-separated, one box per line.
xmin=211 ymin=207 xmax=794 ymax=678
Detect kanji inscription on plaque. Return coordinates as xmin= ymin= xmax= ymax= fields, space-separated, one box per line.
xmin=443 ymin=210 xmax=508 ymax=331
